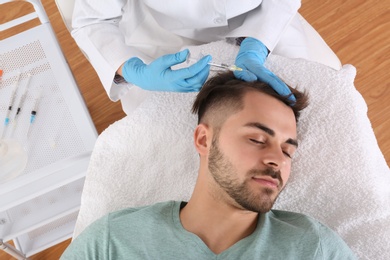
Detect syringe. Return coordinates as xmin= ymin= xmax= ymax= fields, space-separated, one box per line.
xmin=30 ymin=86 xmax=43 ymax=124
xmin=207 ymin=62 xmax=243 ymax=72
xmin=4 ymin=73 xmax=21 ymax=126
xmin=15 ymin=73 xmax=32 ymax=119
xmin=186 ymin=52 xmax=243 ymax=72
xmin=25 ymin=86 xmax=43 ymax=139
xmin=10 ymin=73 xmax=32 ymax=138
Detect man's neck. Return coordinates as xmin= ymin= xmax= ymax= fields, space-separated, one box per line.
xmin=179 ymin=190 xmax=259 ymax=254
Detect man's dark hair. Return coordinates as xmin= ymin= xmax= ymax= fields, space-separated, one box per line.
xmin=192 ymin=71 xmax=309 ymax=128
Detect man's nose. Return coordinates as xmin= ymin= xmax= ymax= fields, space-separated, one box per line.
xmin=262 ymin=145 xmax=286 ymax=170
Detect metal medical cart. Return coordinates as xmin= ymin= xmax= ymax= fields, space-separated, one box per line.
xmin=0 ymin=0 xmax=97 ymax=258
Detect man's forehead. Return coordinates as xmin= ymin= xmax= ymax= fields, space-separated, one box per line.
xmin=233 ymin=91 xmax=297 ymax=134
xmin=243 ymin=91 xmax=293 ymax=114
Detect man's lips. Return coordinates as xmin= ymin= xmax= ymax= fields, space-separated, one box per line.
xmin=252 ymin=176 xmax=279 ymax=188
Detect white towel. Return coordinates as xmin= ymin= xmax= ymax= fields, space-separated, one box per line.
xmin=75 ymin=41 xmax=390 ymax=260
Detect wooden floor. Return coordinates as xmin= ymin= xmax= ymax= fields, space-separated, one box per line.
xmin=1 ymin=0 xmax=388 ymax=259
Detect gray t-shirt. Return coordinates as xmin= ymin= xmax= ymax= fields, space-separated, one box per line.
xmin=61 ymin=201 xmax=356 ymax=259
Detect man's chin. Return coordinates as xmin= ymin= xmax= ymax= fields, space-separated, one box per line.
xmin=235 ymin=195 xmax=277 ymax=213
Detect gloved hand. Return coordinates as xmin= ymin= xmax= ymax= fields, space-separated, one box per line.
xmin=122 ymin=49 xmax=211 ymax=92
xmin=234 ymin=37 xmax=296 ymax=102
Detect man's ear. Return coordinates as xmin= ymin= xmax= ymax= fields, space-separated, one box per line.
xmin=194 ymin=123 xmax=210 ymax=156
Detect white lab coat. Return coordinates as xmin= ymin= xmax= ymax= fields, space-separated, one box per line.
xmin=72 ymin=0 xmax=309 ymax=114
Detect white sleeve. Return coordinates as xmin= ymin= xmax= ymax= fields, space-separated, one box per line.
xmin=226 ymin=0 xmax=301 ymax=52
xmin=71 ymin=0 xmax=138 ymax=101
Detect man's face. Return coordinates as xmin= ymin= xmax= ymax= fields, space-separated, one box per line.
xmin=207 ymin=91 xmax=297 ymax=213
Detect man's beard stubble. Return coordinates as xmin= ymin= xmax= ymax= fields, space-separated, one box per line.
xmin=208 ymin=138 xmax=284 ymax=213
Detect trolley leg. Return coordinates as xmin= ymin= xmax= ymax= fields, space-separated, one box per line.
xmin=0 ymin=239 xmax=28 ymax=260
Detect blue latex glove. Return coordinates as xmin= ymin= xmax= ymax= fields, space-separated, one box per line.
xmin=234 ymin=37 xmax=296 ymax=103
xmin=122 ymin=49 xmax=211 ymax=92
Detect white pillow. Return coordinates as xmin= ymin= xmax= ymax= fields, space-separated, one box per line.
xmin=75 ymin=41 xmax=390 ymax=260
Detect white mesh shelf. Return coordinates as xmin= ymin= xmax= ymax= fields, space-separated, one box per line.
xmin=0 ymin=178 xmax=84 ymax=242
xmin=14 ymin=210 xmax=79 ymax=257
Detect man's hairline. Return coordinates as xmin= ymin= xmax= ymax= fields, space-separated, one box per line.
xmin=198 ymin=89 xmax=298 ymax=135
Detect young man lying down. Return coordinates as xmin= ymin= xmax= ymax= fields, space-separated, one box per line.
xmin=61 ymin=71 xmax=356 ymax=259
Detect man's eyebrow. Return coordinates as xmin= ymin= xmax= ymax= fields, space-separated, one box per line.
xmin=245 ymin=122 xmax=275 ymax=136
xmin=286 ymin=138 xmax=298 ymax=148
xmin=244 ymin=122 xmax=298 ymax=148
